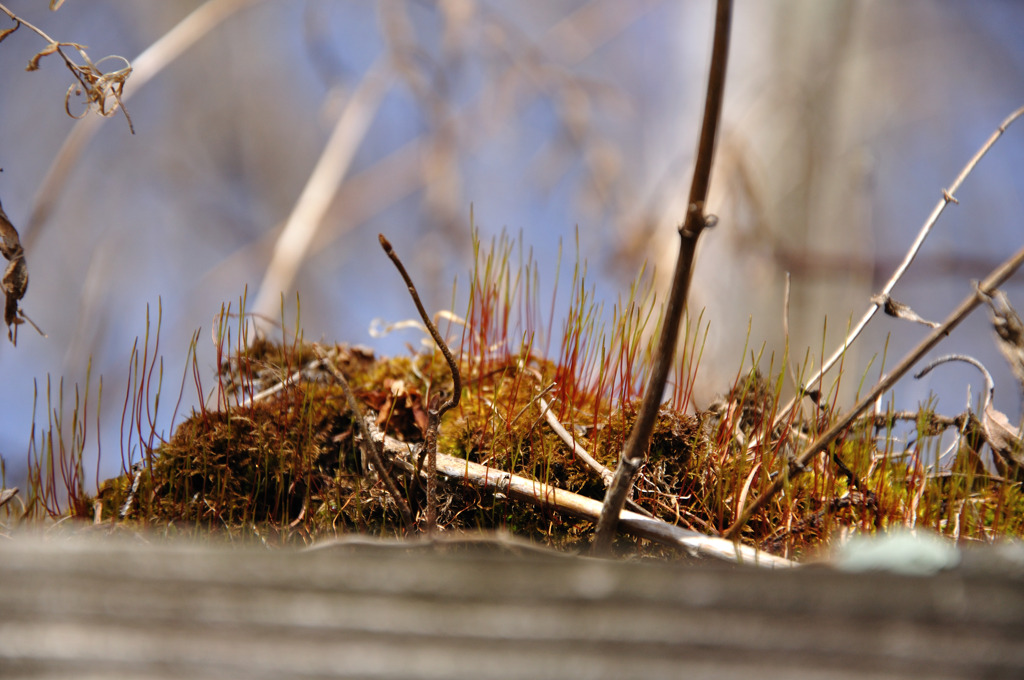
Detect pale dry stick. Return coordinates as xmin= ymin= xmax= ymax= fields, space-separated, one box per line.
xmin=250 ymin=59 xmax=392 ymax=320
xmin=0 ymin=487 xmax=17 ymax=509
xmin=313 ymin=345 xmax=414 ymax=532
xmin=237 ymin=356 xmax=327 ymax=408
xmin=725 ymin=243 xmax=1024 ymax=540
xmin=24 ymin=0 xmax=270 ymax=249
xmin=363 ymin=417 xmax=794 ymax=568
xmin=593 ymin=0 xmax=732 ymax=555
xmin=379 ymin=234 xmax=462 ymax=534
xmin=762 ymin=104 xmax=1024 ymax=442
xmin=537 ymin=395 xmax=654 ymax=518
xmin=538 ymin=395 xmax=612 ymax=485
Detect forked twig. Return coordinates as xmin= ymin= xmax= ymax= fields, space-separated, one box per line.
xmin=593 ymin=0 xmax=733 ymax=555
xmin=725 ymin=244 xmax=1024 ymax=540
xmin=380 ymin=234 xmax=462 ymax=533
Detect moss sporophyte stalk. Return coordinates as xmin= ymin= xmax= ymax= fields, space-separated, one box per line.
xmin=12 ymin=228 xmax=1024 ymax=561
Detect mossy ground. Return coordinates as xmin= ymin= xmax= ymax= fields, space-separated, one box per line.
xmin=73 ymin=332 xmax=1024 ymax=560
xmin=11 ymin=232 xmax=1024 ymax=560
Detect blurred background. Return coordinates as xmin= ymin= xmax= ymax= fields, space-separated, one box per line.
xmin=1 ymin=0 xmax=1023 ymax=491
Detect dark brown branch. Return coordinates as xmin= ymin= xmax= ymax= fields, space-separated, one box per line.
xmin=724 ymin=244 xmax=1024 ymax=540
xmin=592 ymin=0 xmax=733 ymax=555
xmin=379 ymin=234 xmax=462 ymax=533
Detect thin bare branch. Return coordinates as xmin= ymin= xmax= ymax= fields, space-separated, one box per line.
xmin=766 ymin=104 xmax=1024 ymax=436
xmin=593 ymin=0 xmax=733 ymax=555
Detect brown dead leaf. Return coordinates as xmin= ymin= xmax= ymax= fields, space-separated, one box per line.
xmin=0 ymin=21 xmax=19 ymax=44
xmin=982 ymin=402 xmax=1024 ymax=478
xmin=871 ymin=293 xmax=939 ymax=328
xmin=363 ymin=378 xmax=428 ymax=441
xmin=0 ymin=199 xmax=28 ymax=342
xmin=982 ymin=289 xmax=1024 ymax=392
xmin=27 ymin=41 xmax=60 ymax=71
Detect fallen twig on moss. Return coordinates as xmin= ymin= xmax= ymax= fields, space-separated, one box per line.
xmin=538 ymin=395 xmax=612 ymax=485
xmin=365 ymin=417 xmax=793 ymax=568
xmin=538 ymin=395 xmax=653 ymax=518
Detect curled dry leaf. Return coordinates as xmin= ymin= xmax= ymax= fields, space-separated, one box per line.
xmin=26 ymin=41 xmax=62 ymax=71
xmin=982 ymin=402 xmax=1024 ymax=477
xmin=0 ymin=198 xmax=28 ymax=343
xmin=0 ymin=20 xmax=18 ymax=44
xmin=871 ymin=293 xmax=939 ymax=328
xmin=980 ymin=287 xmax=1024 ymax=392
xmin=0 ymin=6 xmax=134 ymax=133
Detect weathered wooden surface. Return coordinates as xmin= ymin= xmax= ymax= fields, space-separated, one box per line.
xmin=1 ymin=535 xmax=1023 ymax=679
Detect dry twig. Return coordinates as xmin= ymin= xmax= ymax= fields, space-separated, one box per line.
xmin=24 ymin=0 xmax=269 ymax=248
xmin=364 ymin=418 xmax=794 ymax=568
xmin=0 ymin=4 xmax=133 ymax=131
xmin=380 ymin=234 xmax=462 ymax=533
xmin=915 ymin=353 xmax=1024 ymax=476
xmin=593 ymin=0 xmax=733 ymax=555
xmin=765 ymin=104 xmax=1024 ymax=437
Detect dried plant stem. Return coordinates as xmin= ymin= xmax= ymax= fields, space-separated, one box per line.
xmin=592 ymin=0 xmax=733 ymax=555
xmin=538 ymin=395 xmax=653 ymax=517
xmin=725 ymin=243 xmax=1024 ymax=540
xmin=364 ymin=418 xmax=793 ymax=568
xmin=314 ymin=346 xmax=414 ymax=532
xmin=538 ymin=396 xmax=612 ymax=484
xmin=764 ymin=104 xmax=1024 ymax=438
xmin=25 ymin=0 xmax=269 ymax=248
xmin=379 ymin=234 xmax=462 ymax=533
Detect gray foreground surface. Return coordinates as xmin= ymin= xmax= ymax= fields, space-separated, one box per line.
xmin=1 ymin=535 xmax=1022 ymax=679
